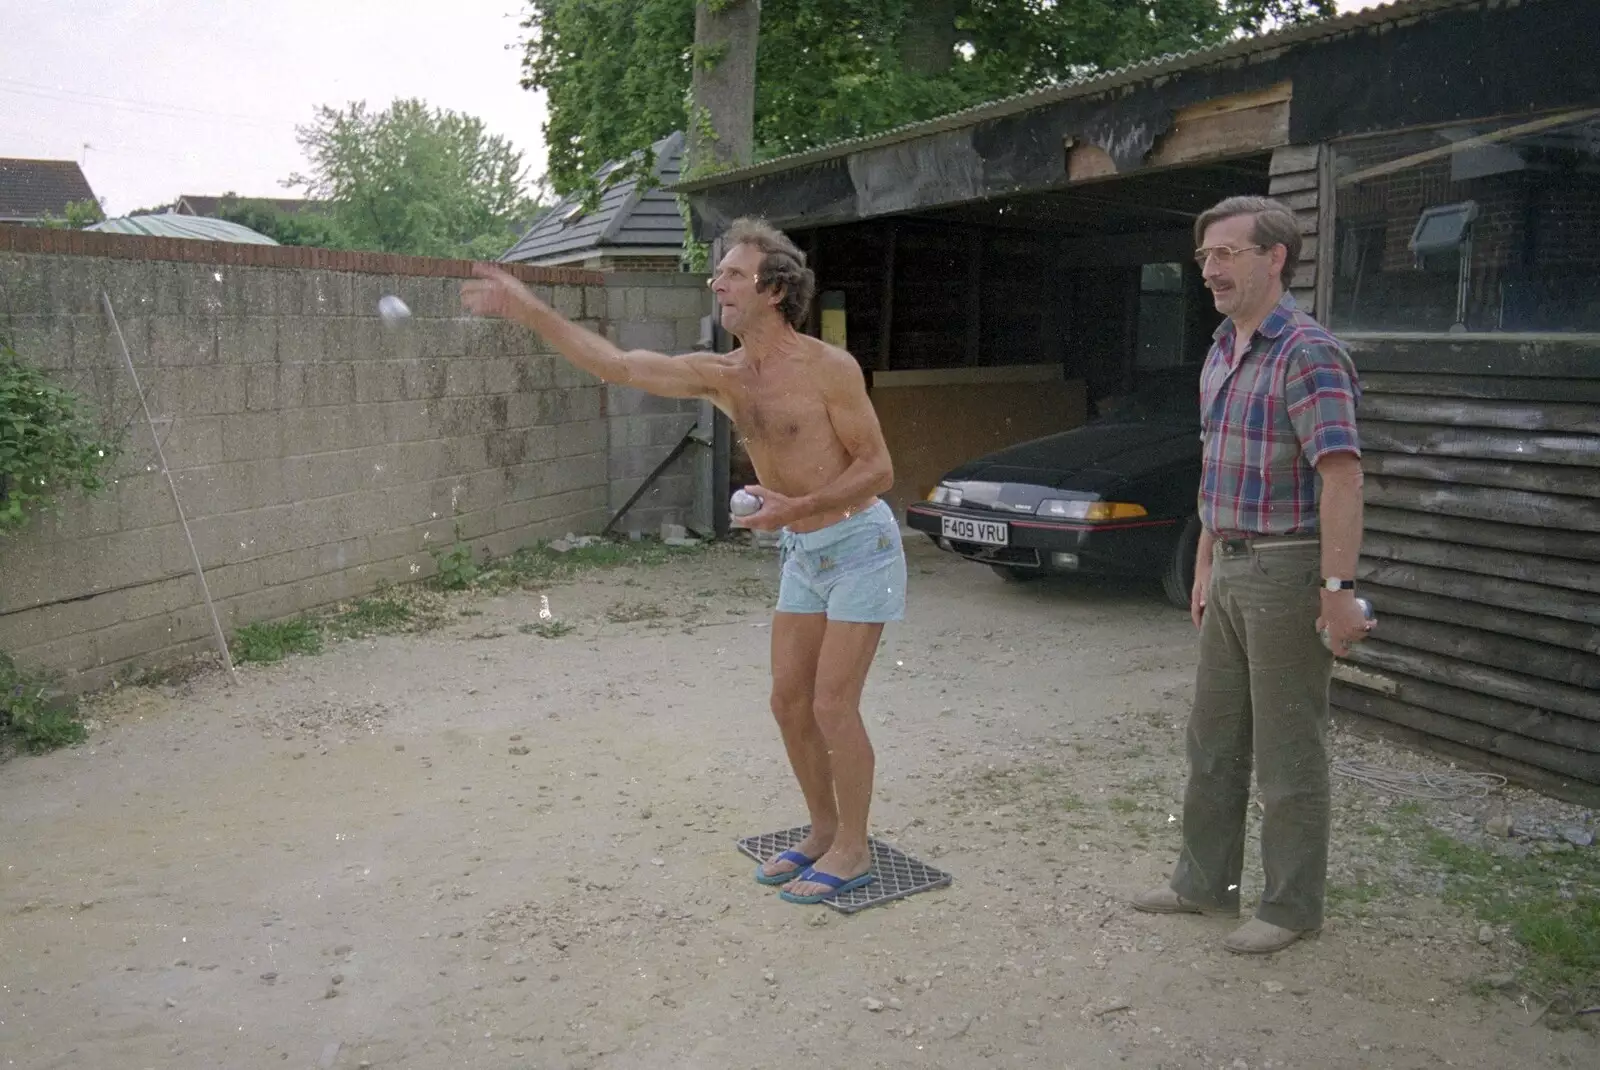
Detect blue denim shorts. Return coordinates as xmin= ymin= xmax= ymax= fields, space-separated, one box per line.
xmin=776 ymin=499 xmax=907 ymax=623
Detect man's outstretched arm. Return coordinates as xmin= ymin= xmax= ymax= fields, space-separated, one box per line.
xmin=462 ymin=263 xmax=718 ymax=400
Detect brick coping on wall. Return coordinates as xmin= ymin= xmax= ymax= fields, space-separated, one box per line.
xmin=0 ymin=224 xmax=605 ymax=286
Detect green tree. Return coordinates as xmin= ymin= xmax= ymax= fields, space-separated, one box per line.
xmin=522 ymin=0 xmax=692 ymax=197
xmin=287 ymin=98 xmax=541 ymax=259
xmin=208 ymin=195 xmax=352 ymax=249
xmin=36 ymin=198 xmax=106 ymax=229
xmin=521 ymin=0 xmax=1335 ymax=196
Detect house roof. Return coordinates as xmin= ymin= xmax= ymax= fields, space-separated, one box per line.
xmin=175 ymin=194 xmax=326 ymax=217
xmin=673 ymin=0 xmax=1481 ymax=194
xmin=0 ymin=158 xmax=98 ymax=222
xmin=86 ymin=211 xmax=279 ymax=244
xmin=501 ymin=131 xmax=686 ymax=265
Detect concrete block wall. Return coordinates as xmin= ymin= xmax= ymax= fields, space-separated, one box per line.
xmin=601 ymin=273 xmax=715 ymax=535
xmin=0 ymin=226 xmax=709 ymax=690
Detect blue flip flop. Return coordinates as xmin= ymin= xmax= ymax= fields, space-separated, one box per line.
xmin=778 ymin=867 xmax=875 ymax=904
xmin=754 ymin=849 xmax=817 ymax=886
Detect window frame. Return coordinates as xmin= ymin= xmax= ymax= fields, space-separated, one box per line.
xmin=1324 ymin=108 xmax=1600 ymax=341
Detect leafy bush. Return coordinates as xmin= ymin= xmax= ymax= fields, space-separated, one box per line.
xmin=0 ymin=339 xmax=120 ymax=535
xmin=0 ymin=653 xmax=84 ymax=753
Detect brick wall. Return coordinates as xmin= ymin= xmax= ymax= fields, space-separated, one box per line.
xmin=1333 ymin=127 xmax=1600 ymax=330
xmin=0 ymin=227 xmax=710 ymax=689
xmin=592 ymin=255 xmax=683 ymax=274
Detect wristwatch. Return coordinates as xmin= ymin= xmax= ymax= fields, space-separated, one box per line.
xmin=1322 ymin=577 xmax=1356 ymax=591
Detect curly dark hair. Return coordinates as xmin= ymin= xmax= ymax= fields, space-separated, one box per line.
xmin=725 ymin=217 xmax=816 ymax=329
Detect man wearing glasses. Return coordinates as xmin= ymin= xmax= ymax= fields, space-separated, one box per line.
xmin=1130 ymin=196 xmax=1371 ymax=954
xmin=461 ymin=219 xmax=904 ymax=906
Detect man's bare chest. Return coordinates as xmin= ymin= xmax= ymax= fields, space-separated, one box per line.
xmin=729 ymin=375 xmax=829 ymax=446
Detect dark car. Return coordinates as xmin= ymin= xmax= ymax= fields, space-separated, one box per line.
xmin=905 ymin=415 xmax=1203 ymax=608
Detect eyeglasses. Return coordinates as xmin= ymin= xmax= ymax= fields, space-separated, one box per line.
xmin=1194 ymin=244 xmax=1266 ymax=267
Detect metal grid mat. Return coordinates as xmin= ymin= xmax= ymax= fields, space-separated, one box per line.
xmin=736 ymin=825 xmax=953 ymax=914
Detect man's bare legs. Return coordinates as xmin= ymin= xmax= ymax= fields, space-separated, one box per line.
xmin=764 ymin=614 xmax=886 ymax=896
xmin=762 ymin=611 xmax=834 ymax=880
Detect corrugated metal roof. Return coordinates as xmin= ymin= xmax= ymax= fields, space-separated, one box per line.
xmin=0 ymin=158 xmax=97 ymax=221
xmin=86 ymin=211 xmax=279 ymax=244
xmin=501 ymin=131 xmax=686 ymax=264
xmin=672 ymin=0 xmax=1484 ymax=193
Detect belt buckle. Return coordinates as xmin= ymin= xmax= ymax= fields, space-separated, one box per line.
xmin=1219 ymin=538 xmax=1251 ymax=556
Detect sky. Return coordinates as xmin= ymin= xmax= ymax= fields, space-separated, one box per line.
xmin=1 ymin=0 xmax=1388 ymax=219
xmin=0 ymin=1 xmax=547 ymax=216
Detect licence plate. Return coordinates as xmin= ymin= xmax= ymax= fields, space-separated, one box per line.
xmin=941 ymin=515 xmax=1009 ymax=546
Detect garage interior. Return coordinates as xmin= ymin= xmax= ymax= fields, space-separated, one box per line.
xmin=731 ymin=156 xmax=1274 ymax=513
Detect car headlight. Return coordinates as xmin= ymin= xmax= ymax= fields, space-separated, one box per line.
xmin=1038 ymin=499 xmax=1148 ymax=521
xmin=927 ymin=483 xmax=964 ymax=506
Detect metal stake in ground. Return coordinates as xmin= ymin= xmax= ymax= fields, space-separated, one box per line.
xmin=100 ymin=290 xmax=236 ymax=682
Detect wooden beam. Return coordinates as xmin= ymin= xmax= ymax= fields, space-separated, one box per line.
xmin=1180 ymin=80 xmax=1292 ymax=119
xmin=1332 ymin=686 xmax=1600 ymax=785
xmin=1269 ymin=142 xmax=1320 ymax=175
xmin=1314 ymin=144 xmax=1335 ymax=320
xmin=1367 ymin=615 xmax=1600 ymax=691
xmin=1359 ymin=371 xmax=1600 ymax=406
xmin=1359 ymin=580 xmax=1600 ymax=656
xmin=1060 ymin=193 xmax=1199 ymax=222
xmin=1363 ymin=505 xmax=1600 ymax=565
xmin=1343 ymin=642 xmax=1598 ymax=734
xmin=1359 ymin=395 xmax=1600 ymax=435
xmin=1122 ymin=167 xmax=1271 ymax=196
xmin=1331 ymin=701 xmax=1600 ymax=806
xmin=1357 ymin=557 xmax=1600 ymax=626
xmin=1359 ymin=421 xmax=1600 ymax=469
xmin=1362 ymin=451 xmax=1600 ymax=500
xmin=1365 ymin=475 xmax=1600 ymax=536
xmin=1346 ymin=338 xmax=1600 ymax=379
xmin=1336 ymin=108 xmax=1600 ymax=188
xmin=1148 ymin=85 xmax=1291 ymax=168
xmin=1273 ymin=189 xmax=1318 ymax=212
xmin=1362 ymin=529 xmax=1600 ymax=595
xmin=1268 ymin=170 xmax=1317 ymax=195
xmin=1332 ymin=663 xmax=1400 ymax=696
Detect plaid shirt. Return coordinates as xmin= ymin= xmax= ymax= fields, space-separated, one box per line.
xmin=1198 ymin=293 xmax=1361 ymax=539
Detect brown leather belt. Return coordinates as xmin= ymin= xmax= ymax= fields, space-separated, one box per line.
xmin=1215 ymin=535 xmax=1319 ymax=556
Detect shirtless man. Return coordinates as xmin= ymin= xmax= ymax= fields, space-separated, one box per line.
xmin=460 ymin=218 xmax=906 ymax=905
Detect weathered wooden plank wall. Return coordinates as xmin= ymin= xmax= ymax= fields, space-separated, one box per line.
xmin=1335 ymin=337 xmax=1600 ymax=801
xmin=1268 ymin=144 xmax=1323 ymax=313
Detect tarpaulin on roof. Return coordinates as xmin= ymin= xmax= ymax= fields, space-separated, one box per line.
xmin=684 ymin=0 xmax=1600 ymax=239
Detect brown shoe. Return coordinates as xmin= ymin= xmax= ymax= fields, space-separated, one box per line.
xmin=1129 ymin=886 xmax=1239 ymax=918
xmin=1222 ymin=918 xmax=1318 ymax=955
